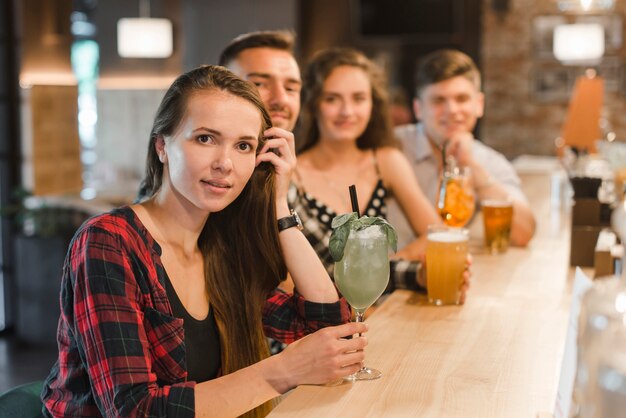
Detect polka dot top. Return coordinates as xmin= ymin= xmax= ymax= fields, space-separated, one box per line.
xmin=287 ymin=178 xmax=389 ymax=280
xmin=299 ymin=180 xmax=388 ymax=230
xmin=287 ymin=149 xmax=410 ymax=283
xmin=288 ymin=168 xmax=422 ymax=293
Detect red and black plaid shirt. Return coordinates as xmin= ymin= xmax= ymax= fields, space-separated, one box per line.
xmin=42 ymin=207 xmax=350 ymax=417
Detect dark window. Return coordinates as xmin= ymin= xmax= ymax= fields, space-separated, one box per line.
xmin=357 ymin=0 xmax=463 ymax=38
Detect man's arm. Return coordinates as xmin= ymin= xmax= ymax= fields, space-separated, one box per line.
xmin=448 ymin=133 xmax=536 ymax=246
xmin=467 ymin=159 xmax=536 ymax=246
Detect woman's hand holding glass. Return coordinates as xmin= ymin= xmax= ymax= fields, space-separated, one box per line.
xmin=269 ymin=322 xmax=368 ymax=392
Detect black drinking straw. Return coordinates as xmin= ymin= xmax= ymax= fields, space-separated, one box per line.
xmin=441 ymin=140 xmax=448 ymax=172
xmin=349 ymin=184 xmax=360 ymax=216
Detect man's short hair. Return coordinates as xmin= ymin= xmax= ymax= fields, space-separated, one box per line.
xmin=218 ymin=30 xmax=296 ymax=67
xmin=414 ymin=49 xmax=481 ymax=97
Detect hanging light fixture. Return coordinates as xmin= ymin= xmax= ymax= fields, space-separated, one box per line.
xmin=553 ymin=23 xmax=605 ymax=65
xmin=117 ymin=0 xmax=173 ymax=58
xmin=556 ymin=0 xmax=615 ymax=12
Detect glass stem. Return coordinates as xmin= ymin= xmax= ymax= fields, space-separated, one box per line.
xmin=354 ymin=310 xmax=367 ymax=372
xmin=355 ymin=310 xmax=365 ymax=336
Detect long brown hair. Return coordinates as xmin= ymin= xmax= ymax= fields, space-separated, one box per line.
xmin=141 ymin=65 xmax=286 ymax=418
xmin=297 ymin=47 xmax=398 ymax=154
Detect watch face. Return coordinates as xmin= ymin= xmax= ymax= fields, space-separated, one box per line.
xmin=278 ymin=210 xmax=304 ymax=232
xmin=292 ymin=210 xmax=304 ymax=230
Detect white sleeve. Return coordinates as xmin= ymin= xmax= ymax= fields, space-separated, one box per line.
xmin=473 ymin=143 xmax=527 ymax=204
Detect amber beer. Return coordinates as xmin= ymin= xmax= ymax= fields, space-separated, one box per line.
xmin=426 ymin=226 xmax=468 ymax=305
xmin=482 ymin=200 xmax=514 ymax=254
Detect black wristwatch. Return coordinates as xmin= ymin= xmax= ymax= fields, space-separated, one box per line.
xmin=277 ymin=209 xmax=303 ymax=232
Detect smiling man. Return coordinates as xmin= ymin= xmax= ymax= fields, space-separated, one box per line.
xmin=388 ymin=49 xmax=535 ymax=250
xmin=219 ymin=31 xmax=301 ymax=132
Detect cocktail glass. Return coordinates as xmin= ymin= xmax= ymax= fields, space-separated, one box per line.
xmin=334 ymin=224 xmax=390 ymax=381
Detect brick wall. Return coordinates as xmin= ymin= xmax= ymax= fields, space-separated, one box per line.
xmin=481 ymin=0 xmax=626 ymax=158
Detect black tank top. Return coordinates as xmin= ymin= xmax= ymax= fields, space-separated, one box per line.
xmin=163 ymin=274 xmax=221 ymax=383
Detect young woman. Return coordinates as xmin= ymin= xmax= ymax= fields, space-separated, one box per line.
xmin=41 ymin=65 xmax=367 ymax=418
xmin=290 ymin=47 xmax=444 ymax=292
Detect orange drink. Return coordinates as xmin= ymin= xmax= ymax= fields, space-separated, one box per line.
xmin=437 ymin=167 xmax=475 ymax=227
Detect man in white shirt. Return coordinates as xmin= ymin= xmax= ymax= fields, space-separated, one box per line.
xmin=388 ymin=49 xmax=535 ymax=252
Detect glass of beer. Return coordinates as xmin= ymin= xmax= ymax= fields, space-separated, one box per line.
xmin=437 ymin=166 xmax=475 ymax=227
xmin=482 ymin=199 xmax=514 ymax=254
xmin=426 ymin=225 xmax=468 ymax=305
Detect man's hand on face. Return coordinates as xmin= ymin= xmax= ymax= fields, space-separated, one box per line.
xmin=445 ymin=132 xmax=475 ymax=167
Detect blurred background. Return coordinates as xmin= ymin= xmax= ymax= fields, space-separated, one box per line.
xmin=1 ymin=0 xmax=625 ymax=390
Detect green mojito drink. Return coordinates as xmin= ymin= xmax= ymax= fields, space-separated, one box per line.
xmin=334 ymin=226 xmax=390 ymax=312
xmin=330 ymin=213 xmax=397 ymax=381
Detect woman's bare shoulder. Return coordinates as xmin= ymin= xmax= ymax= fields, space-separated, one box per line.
xmin=376 ymin=146 xmax=410 ymax=167
xmin=296 ymin=151 xmax=315 ymax=167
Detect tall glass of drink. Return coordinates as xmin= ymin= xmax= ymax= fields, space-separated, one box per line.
xmin=426 ymin=225 xmax=468 ymax=305
xmin=334 ymin=224 xmax=390 ymax=380
xmin=481 ymin=199 xmax=513 ymax=254
xmin=437 ymin=165 xmax=475 ymax=227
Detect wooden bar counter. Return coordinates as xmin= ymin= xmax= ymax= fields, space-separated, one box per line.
xmin=269 ymin=165 xmax=573 ymax=418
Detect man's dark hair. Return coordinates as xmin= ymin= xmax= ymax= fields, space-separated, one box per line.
xmin=218 ymin=30 xmax=295 ymax=67
xmin=414 ymin=49 xmax=481 ymax=97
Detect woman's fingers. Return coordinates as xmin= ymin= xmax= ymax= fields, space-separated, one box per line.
xmin=258 ymin=128 xmax=296 ymax=160
xmin=256 ymin=151 xmax=290 ymax=170
xmin=329 ymin=321 xmax=368 ymax=339
xmin=255 ymin=134 xmax=296 ymax=202
xmin=280 ymin=323 xmax=370 ymax=386
xmin=340 ymin=346 xmax=366 ymax=364
xmin=255 ymin=129 xmax=297 ymax=204
xmin=258 ymin=138 xmax=292 ymax=157
xmin=264 ymin=127 xmax=295 ymax=153
xmin=256 ymin=137 xmax=296 ymax=170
